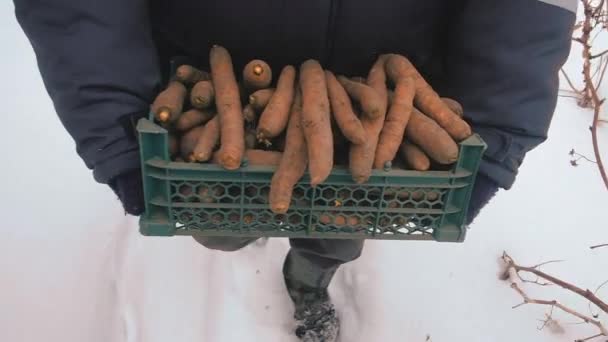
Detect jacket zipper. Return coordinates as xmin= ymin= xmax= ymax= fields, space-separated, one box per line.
xmin=324 ymin=0 xmax=340 ymax=68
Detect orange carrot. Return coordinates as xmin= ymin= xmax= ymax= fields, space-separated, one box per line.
xmin=269 ymin=91 xmax=308 ymax=214
xmin=349 ymin=55 xmax=388 ymax=183
xmin=192 ymin=116 xmax=220 ymax=162
xmin=168 ymin=134 xmax=179 ymax=157
xmin=325 ymin=70 xmax=366 ymax=145
xmin=245 ymin=128 xmax=257 ymax=149
xmin=212 ymin=149 xmax=282 ymax=166
xmin=249 ymin=88 xmax=275 ymax=111
xmin=337 ymin=75 xmax=383 ymax=119
xmin=405 ymin=108 xmax=459 ymax=164
xmin=257 ymin=65 xmax=296 ymax=140
xmin=151 ymin=81 xmax=187 ymax=123
xmin=243 ymin=104 xmax=257 ymax=123
xmin=384 ymin=54 xmax=471 ymax=141
xmin=175 ymin=108 xmax=214 ymax=132
xmin=243 ymin=59 xmax=273 ymax=90
xmin=441 ymin=97 xmax=463 ymax=117
xmin=210 ymin=45 xmax=244 ymax=170
xmin=175 ymin=65 xmax=210 ymax=84
xmin=373 ymin=76 xmax=415 ymax=168
xmin=299 ymin=60 xmax=333 ymax=186
xmin=190 ymin=80 xmax=215 ymax=109
xmin=400 ymin=141 xmax=431 ymax=171
xmin=179 ymin=125 xmax=206 ymax=160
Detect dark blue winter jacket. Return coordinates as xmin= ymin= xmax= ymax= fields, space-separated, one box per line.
xmin=14 ymin=0 xmax=576 ymax=190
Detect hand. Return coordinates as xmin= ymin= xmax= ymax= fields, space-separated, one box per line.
xmin=108 ymin=168 xmax=145 ymax=216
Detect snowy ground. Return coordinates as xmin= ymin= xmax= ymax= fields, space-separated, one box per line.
xmin=1 ymin=3 xmax=607 ymax=342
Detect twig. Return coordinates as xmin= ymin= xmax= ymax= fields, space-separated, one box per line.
xmin=561 ymin=68 xmax=583 ymax=93
xmin=577 ymin=0 xmax=608 ymax=190
xmin=502 ymin=252 xmax=608 ymax=340
xmin=576 ymin=333 xmax=605 ymax=342
xmin=590 ymin=243 xmax=608 ymax=249
xmin=594 ymin=56 xmax=608 ymax=90
xmin=509 ymin=281 xmax=607 ymax=335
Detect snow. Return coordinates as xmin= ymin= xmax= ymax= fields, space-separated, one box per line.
xmin=0 ymin=3 xmax=606 ymax=342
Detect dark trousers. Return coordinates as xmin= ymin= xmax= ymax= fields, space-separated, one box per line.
xmin=193 ymin=174 xmax=498 ymax=294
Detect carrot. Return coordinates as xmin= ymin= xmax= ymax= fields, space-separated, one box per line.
xmin=245 ymin=128 xmax=257 ymax=149
xmin=243 ymin=104 xmax=257 ymax=123
xmin=210 ymin=45 xmax=244 ymax=170
xmin=441 ymin=97 xmax=463 ymax=117
xmin=246 ymin=150 xmax=282 ymax=166
xmin=175 ymin=65 xmax=210 ymax=84
xmin=151 ymin=81 xmax=187 ymax=123
xmin=212 ymin=149 xmax=282 ymax=166
xmin=192 ymin=116 xmax=220 ymax=162
xmin=325 ymin=71 xmax=366 ymax=145
xmin=384 ymin=54 xmax=471 ymax=141
xmin=179 ymin=125 xmax=206 ymax=160
xmin=175 ymin=108 xmax=214 ymax=132
xmin=190 ymin=80 xmax=215 ymax=109
xmin=350 ymin=76 xmax=366 ymax=83
xmin=168 ymin=134 xmax=179 ymax=157
xmin=269 ymin=91 xmax=308 ymax=214
xmin=257 ymin=65 xmax=296 ymax=141
xmin=373 ymin=76 xmax=415 ymax=169
xmin=299 ymin=60 xmax=333 ymax=186
xmin=249 ymin=88 xmax=275 ymax=111
xmin=243 ymin=59 xmax=273 ymax=90
xmin=405 ymin=108 xmax=459 ymax=164
xmin=337 ymin=75 xmax=383 ymax=119
xmin=197 ymin=185 xmax=225 ymax=204
xmin=349 ymin=55 xmax=388 ymax=183
xmin=319 ymin=213 xmax=360 ymax=226
xmin=400 ymin=140 xmax=431 ymax=171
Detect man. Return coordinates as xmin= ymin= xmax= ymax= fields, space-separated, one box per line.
xmin=14 ymin=0 xmax=576 ymax=340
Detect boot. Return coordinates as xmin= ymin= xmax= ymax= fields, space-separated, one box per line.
xmin=289 ymin=285 xmax=340 ymax=342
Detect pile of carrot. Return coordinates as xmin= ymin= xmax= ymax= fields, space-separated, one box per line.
xmin=150 ymin=46 xmax=473 ymax=214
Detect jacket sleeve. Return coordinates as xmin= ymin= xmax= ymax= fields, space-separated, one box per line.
xmin=440 ymin=0 xmax=576 ymax=189
xmin=14 ymin=0 xmax=161 ymax=184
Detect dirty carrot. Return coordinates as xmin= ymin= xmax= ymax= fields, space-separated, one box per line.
xmin=190 ymin=80 xmax=215 ymax=109
xmin=249 ymin=88 xmax=275 ymax=111
xmin=175 ymin=65 xmax=210 ymax=84
xmin=441 ymin=97 xmax=464 ymax=117
xmin=337 ymin=75 xmax=383 ymax=119
xmin=349 ymin=55 xmax=388 ymax=183
xmin=373 ymin=76 xmax=415 ymax=169
xmin=243 ymin=104 xmax=257 ymax=123
xmin=325 ymin=70 xmax=366 ymax=145
xmin=400 ymin=140 xmax=431 ymax=171
xmin=257 ymin=65 xmax=296 ymax=141
xmin=269 ymin=91 xmax=308 ymax=214
xmin=384 ymin=54 xmax=471 ymax=141
xmin=179 ymin=125 xmax=206 ymax=160
xmin=175 ymin=108 xmax=215 ymax=132
xmin=192 ymin=116 xmax=220 ymax=162
xmin=151 ymin=81 xmax=187 ymax=123
xmin=243 ymin=59 xmax=272 ymax=90
xmin=210 ymin=45 xmax=244 ymax=170
xmin=212 ymin=149 xmax=282 ymax=166
xmin=299 ymin=59 xmax=333 ymax=186
xmin=405 ymin=108 xmax=459 ymax=164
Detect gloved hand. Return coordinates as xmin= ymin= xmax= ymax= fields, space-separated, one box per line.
xmin=108 ymin=168 xmax=145 ymax=216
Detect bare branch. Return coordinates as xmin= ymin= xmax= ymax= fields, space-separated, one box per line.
xmin=560 ymin=68 xmax=583 ymax=93
xmin=590 ymin=49 xmax=608 ymax=59
xmin=503 ymin=252 xmax=608 ymax=339
xmin=531 ymin=259 xmax=564 ymax=269
xmin=575 ymin=333 xmax=605 ymax=342
xmin=590 ymin=243 xmax=608 ymax=250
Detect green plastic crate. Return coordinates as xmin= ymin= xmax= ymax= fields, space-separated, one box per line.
xmin=137 ymin=117 xmax=486 ymax=242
